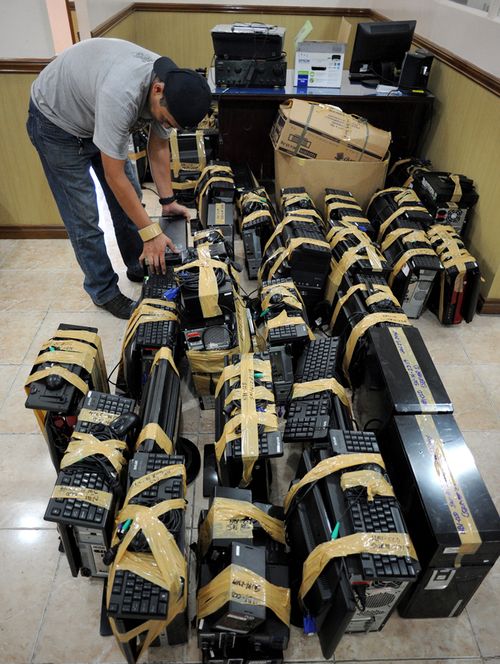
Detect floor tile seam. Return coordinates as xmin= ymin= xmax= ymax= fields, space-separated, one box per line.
xmin=20 ymin=310 xmax=48 ymax=365
xmin=0 ymin=364 xmax=22 ymax=411
xmin=0 ymin=527 xmax=56 ymax=531
xmin=29 ymin=552 xmax=62 ymax=664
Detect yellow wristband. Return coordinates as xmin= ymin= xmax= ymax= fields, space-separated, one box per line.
xmin=138 ymin=222 xmax=163 ymax=242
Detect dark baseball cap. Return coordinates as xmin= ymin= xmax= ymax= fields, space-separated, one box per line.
xmin=153 ymin=56 xmax=212 ymax=129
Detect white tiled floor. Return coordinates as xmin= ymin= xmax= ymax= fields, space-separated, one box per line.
xmin=0 ymin=187 xmax=499 ymax=663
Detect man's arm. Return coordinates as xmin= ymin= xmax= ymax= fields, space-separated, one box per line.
xmin=147 ymin=128 xmax=191 ymax=221
xmin=101 ymin=153 xmax=173 ymax=273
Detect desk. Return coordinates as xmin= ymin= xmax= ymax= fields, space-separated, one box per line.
xmin=210 ymin=70 xmax=434 ymax=181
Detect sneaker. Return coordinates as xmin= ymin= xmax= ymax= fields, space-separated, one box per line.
xmin=126 ymin=267 xmax=144 ymax=283
xmin=97 ymin=293 xmax=135 ymax=319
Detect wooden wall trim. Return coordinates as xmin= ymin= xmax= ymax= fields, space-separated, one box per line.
xmin=478 ymin=296 xmax=500 ymax=315
xmin=370 ymin=11 xmax=500 ymax=97
xmin=92 ymin=3 xmax=135 ymax=37
xmin=132 ymin=3 xmax=371 ymax=16
xmin=0 ymin=59 xmax=51 ymax=73
xmin=0 ymin=226 xmax=68 ymax=239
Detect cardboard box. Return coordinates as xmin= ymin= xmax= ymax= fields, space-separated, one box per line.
xmin=270 ymin=98 xmax=391 ymax=162
xmin=294 ymin=41 xmax=345 ymax=88
xmin=274 ymin=148 xmax=389 ymax=211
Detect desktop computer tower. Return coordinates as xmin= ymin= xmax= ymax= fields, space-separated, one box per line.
xmin=382 ymin=414 xmax=500 ymax=618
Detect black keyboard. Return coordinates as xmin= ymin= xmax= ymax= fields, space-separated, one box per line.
xmin=135 ymin=320 xmax=178 ymax=350
xmin=328 ymin=429 xmax=379 ymax=455
xmin=295 ymin=338 xmax=341 ymax=382
xmin=348 ymin=496 xmax=417 ymax=580
xmin=268 ymin=323 xmax=309 ymax=345
xmin=75 ymin=391 xmax=136 ymax=434
xmin=45 ymin=469 xmax=110 ymax=526
xmin=108 ymin=569 xmax=169 ymax=620
xmin=128 ymin=452 xmax=184 ymax=504
xmin=141 ymin=272 xmax=178 ymax=300
xmin=229 ymin=431 xmax=283 ymax=460
xmin=284 ymin=393 xmax=331 ymax=441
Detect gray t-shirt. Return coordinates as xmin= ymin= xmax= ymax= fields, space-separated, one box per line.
xmin=31 ymin=38 xmax=171 ymax=159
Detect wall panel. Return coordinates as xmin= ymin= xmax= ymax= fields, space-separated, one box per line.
xmin=134 ymin=11 xmax=362 ymax=69
xmin=0 ymin=74 xmax=62 ymax=228
xmin=422 ymin=62 xmax=500 ymax=298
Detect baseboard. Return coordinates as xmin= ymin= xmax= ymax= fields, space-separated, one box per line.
xmin=0 ymin=225 xmax=68 ymax=239
xmin=478 ymin=295 xmax=500 ymax=315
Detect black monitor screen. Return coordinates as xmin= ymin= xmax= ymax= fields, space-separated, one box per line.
xmin=349 ymin=20 xmax=416 ymax=85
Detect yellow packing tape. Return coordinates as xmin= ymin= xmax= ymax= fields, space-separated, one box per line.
xmin=377 ymin=206 xmax=427 ymax=242
xmin=51 ymin=485 xmax=113 ymax=510
xmin=108 ymin=496 xmax=187 ymax=658
xmin=135 ymin=423 xmax=174 ymax=453
xmin=388 ymin=247 xmax=436 ymax=288
xmin=284 ymin=453 xmax=385 ymax=513
xmin=124 ymin=463 xmax=186 ymax=506
xmin=340 ymin=469 xmax=395 ymax=501
xmin=197 ymin=563 xmax=291 ymax=627
xmin=386 ymin=327 xmax=439 ymax=411
xmin=342 ymin=313 xmax=410 ymax=375
xmin=292 ymin=378 xmax=350 ymax=408
xmin=198 ymin=496 xmax=286 ymax=558
xmin=415 ymin=414 xmax=481 ymax=566
xmin=300 ymin=532 xmax=417 ymax=601
xmin=61 ymin=432 xmax=127 ymax=474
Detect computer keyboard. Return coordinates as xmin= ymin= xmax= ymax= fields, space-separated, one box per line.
xmin=328 ymin=429 xmax=380 ymax=455
xmin=285 ymin=339 xmax=346 ymax=442
xmin=268 ymin=323 xmax=309 ymax=345
xmin=75 ymin=391 xmax=136 ymax=434
xmin=128 ymin=452 xmax=184 ymax=505
xmin=348 ymin=497 xmax=417 ymax=580
xmin=135 ymin=320 xmax=178 ymax=350
xmin=141 ymin=272 xmax=177 ymax=300
xmin=45 ymin=469 xmax=111 ymax=526
xmin=295 ymin=338 xmax=341 ymax=382
xmin=107 ymin=569 xmax=169 ymax=620
xmin=230 ymin=431 xmax=283 ymax=459
xmin=284 ymin=393 xmax=331 ymax=441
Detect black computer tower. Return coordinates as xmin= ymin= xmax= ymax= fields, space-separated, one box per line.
xmin=382 ymin=414 xmax=500 ymax=618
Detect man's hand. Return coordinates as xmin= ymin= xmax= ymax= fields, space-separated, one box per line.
xmin=139 ymin=233 xmax=178 ymax=274
xmin=162 ymin=200 xmax=191 ymax=222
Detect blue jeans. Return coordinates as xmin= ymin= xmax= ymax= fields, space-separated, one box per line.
xmin=26 ymin=99 xmax=143 ymax=305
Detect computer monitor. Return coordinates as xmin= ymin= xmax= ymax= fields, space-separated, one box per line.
xmin=349 ymin=20 xmax=416 ymax=86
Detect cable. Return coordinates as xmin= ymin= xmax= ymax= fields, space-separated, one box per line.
xmin=141 ymin=185 xmax=159 ymax=197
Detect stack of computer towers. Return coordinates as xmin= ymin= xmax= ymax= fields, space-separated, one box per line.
xmin=324 ymin=188 xmax=376 ymax=239
xmin=106 ymin=451 xmax=188 ymax=663
xmin=259 ymin=187 xmax=331 ymax=317
xmin=351 ymin=322 xmax=500 ymax=618
xmin=386 ymin=156 xmax=432 ymax=188
xmin=284 ymin=429 xmax=420 ymax=658
xmin=24 ymin=323 xmax=109 ymax=470
xmin=196 ymin=486 xmax=290 ymax=663
xmin=195 ymin=161 xmax=236 ymax=248
xmin=121 ymin=285 xmax=181 ymax=401
xmin=44 ymin=390 xmax=138 ymax=578
xmin=238 ymin=187 xmax=277 ymax=279
xmin=426 ymin=224 xmax=481 ymax=325
xmin=258 ymin=278 xmax=313 ymax=361
xmin=367 ymin=187 xmax=442 ymax=318
xmin=169 ymin=125 xmax=219 ymax=205
xmin=213 ymin=352 xmax=283 ymax=501
xmin=174 ymin=238 xmax=245 ymax=408
xmin=329 ymin=272 xmax=410 ymax=387
xmin=411 ymin=170 xmax=479 ymax=236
